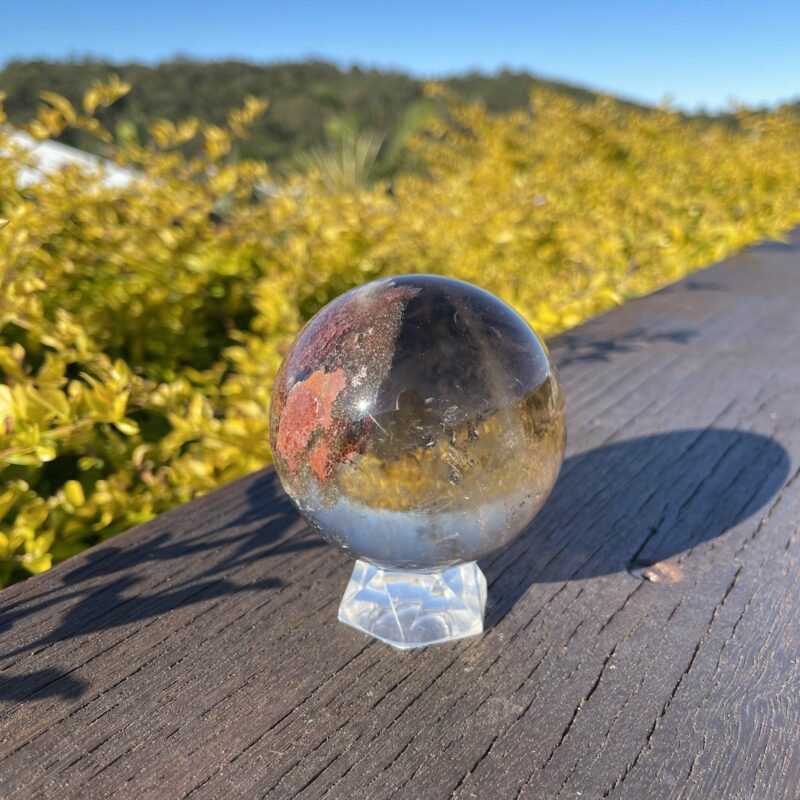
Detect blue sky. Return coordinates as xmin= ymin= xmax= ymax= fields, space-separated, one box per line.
xmin=2 ymin=1 xmax=798 ymax=110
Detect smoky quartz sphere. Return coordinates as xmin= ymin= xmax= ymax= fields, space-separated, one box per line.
xmin=269 ymin=275 xmax=566 ymax=571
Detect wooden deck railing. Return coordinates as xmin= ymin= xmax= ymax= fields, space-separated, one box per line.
xmin=1 ymin=232 xmax=799 ymax=799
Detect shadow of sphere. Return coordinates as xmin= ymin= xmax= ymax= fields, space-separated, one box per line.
xmin=483 ymin=427 xmax=790 ymax=611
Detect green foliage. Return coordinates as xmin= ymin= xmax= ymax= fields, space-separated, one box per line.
xmin=297 ymin=129 xmax=384 ymax=191
xmin=1 ymin=79 xmax=800 ymax=587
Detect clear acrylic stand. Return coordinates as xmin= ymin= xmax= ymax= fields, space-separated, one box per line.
xmin=338 ymin=559 xmax=487 ymax=649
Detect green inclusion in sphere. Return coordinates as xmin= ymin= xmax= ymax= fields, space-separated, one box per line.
xmin=270 ymin=275 xmax=566 ymax=572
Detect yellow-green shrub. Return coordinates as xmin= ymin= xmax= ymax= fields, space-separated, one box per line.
xmin=2 ymin=80 xmax=800 ymax=586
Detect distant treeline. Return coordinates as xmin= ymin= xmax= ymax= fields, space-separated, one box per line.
xmin=2 ymin=59 xmax=779 ymax=172
xmin=0 ymin=58 xmax=652 ymax=168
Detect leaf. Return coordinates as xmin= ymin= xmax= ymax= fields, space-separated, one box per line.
xmin=23 ymin=554 xmax=53 ymax=574
xmin=82 ymin=87 xmax=101 ymax=115
xmin=39 ymin=91 xmax=77 ymax=123
xmin=33 ymin=444 xmax=57 ymax=462
xmin=114 ymin=419 xmax=140 ymax=436
xmin=0 ymin=489 xmax=19 ymax=521
xmin=4 ymin=452 xmax=42 ymax=467
xmin=63 ymin=480 xmax=85 ymax=508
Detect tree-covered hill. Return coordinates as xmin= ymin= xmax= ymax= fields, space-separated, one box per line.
xmin=0 ymin=58 xmax=646 ymax=168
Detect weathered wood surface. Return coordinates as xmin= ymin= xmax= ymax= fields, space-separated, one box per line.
xmin=2 ymin=233 xmax=800 ymax=800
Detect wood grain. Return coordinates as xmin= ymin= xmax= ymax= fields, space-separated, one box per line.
xmin=1 ymin=233 xmax=799 ymax=799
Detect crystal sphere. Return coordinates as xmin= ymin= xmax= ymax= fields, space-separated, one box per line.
xmin=270 ymin=275 xmax=566 ymax=572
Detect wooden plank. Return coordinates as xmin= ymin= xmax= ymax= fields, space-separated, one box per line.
xmin=1 ymin=232 xmax=799 ymax=799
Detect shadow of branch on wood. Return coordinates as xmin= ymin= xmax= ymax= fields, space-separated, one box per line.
xmin=482 ymin=427 xmax=790 ymax=628
xmin=0 ymin=668 xmax=88 ymax=703
xmin=0 ymin=472 xmax=324 ymax=701
xmin=553 ymin=326 xmax=698 ymax=368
